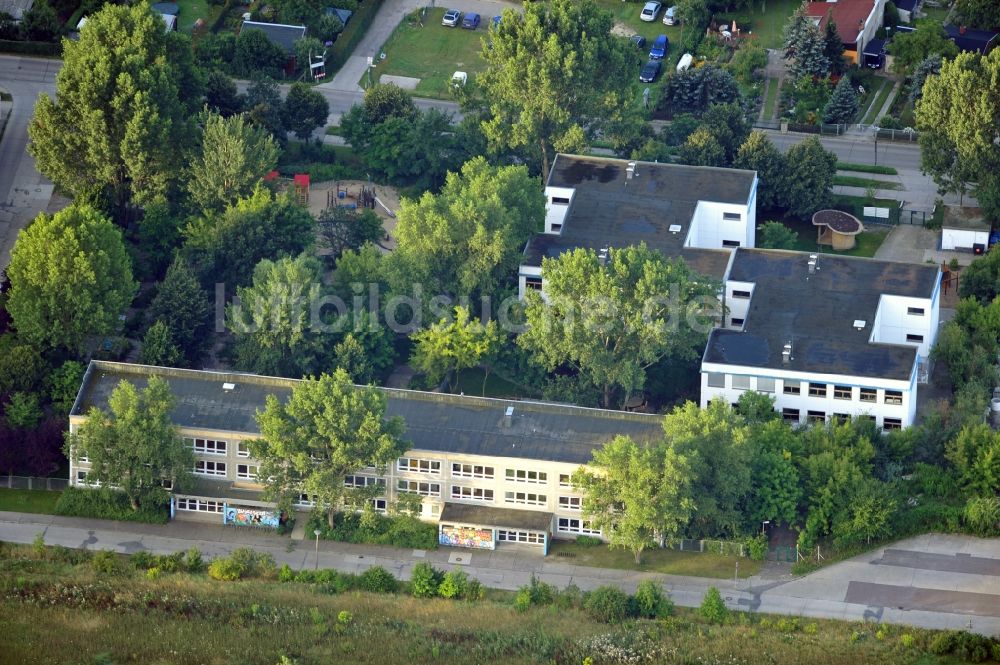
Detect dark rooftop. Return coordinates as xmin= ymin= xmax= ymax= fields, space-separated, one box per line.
xmin=945 ymin=25 xmax=999 ymax=53
xmin=71 ymin=362 xmax=664 ymax=466
xmin=703 ymin=249 xmax=939 ymax=379
xmin=893 ymin=0 xmax=916 ymax=11
xmin=440 ymin=502 xmax=553 ymax=531
xmin=240 ymin=20 xmax=306 ymax=53
xmin=522 ymin=154 xmax=755 ymax=279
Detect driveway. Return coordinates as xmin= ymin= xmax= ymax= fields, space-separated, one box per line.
xmin=3 ymin=511 xmax=999 ymax=635
xmin=324 ymin=0 xmax=520 ymax=92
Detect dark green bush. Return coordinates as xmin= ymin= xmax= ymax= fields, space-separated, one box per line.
xmin=90 ymin=550 xmax=120 ymax=575
xmin=307 ymin=510 xmax=437 ymax=550
xmin=633 ymin=580 xmax=673 ymax=618
xmin=575 ymin=535 xmax=602 ymax=547
xmin=184 ymin=547 xmax=205 ymax=573
xmin=208 ymin=557 xmax=246 ymax=581
xmin=359 ymin=565 xmax=398 ymax=593
xmin=131 ymin=551 xmax=155 ymax=570
xmin=55 ymin=487 xmax=168 ymax=524
xmin=699 ymin=586 xmax=730 ymax=624
xmin=583 ymin=585 xmax=630 ymax=624
xmin=0 ymin=39 xmax=61 ymax=56
xmin=410 ymin=561 xmax=441 ymax=598
xmin=278 ymin=563 xmax=296 ymax=582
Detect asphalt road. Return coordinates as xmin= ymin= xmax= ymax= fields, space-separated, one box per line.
xmin=764 ymin=130 xmax=922 ymax=172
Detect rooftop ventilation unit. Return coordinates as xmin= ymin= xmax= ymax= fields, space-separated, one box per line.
xmin=503 ymin=406 xmax=514 ymax=428
xmin=222 ymin=382 xmax=236 ymax=391
xmin=782 ymin=342 xmax=792 ymax=364
xmin=668 ymin=224 xmax=682 ymax=234
xmin=853 ymin=320 xmax=866 ymax=330
xmin=808 ymin=254 xmax=818 ymax=274
xmin=626 ymin=162 xmax=638 ymax=180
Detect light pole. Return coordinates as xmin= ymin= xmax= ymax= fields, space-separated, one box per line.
xmin=761 ymin=520 xmax=770 ymax=536
xmin=872 ymin=127 xmax=880 ymax=167
xmin=313 ymin=529 xmax=321 ymax=571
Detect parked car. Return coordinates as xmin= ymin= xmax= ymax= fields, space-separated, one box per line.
xmin=462 ymin=12 xmax=480 ymax=29
xmin=639 ymin=59 xmax=661 ymax=83
xmin=630 ymin=34 xmax=646 ymax=49
xmin=640 ymin=1 xmax=662 ymax=21
xmin=649 ymin=34 xmax=669 ymax=59
xmin=663 ymin=5 xmax=678 ymax=24
xmin=442 ymin=9 xmax=461 ymax=26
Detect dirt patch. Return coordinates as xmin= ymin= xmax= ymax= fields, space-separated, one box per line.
xmin=306 ymin=179 xmax=402 ymax=251
xmin=611 ymin=21 xmax=634 ymax=38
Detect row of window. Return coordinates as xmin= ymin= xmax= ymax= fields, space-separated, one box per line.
xmin=780 ymin=409 xmax=901 ymax=430
xmin=176 ymin=498 xmax=224 ymax=513
xmin=497 ymin=529 xmax=546 ymax=544
xmin=182 ymin=438 xmax=253 ymax=457
xmin=397 ymin=458 xmax=573 ymax=487
xmin=706 ymin=374 xmax=906 ymax=406
xmin=557 ymin=518 xmax=601 ymax=536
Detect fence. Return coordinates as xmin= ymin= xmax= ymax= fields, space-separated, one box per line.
xmin=0 ymin=475 xmax=68 ymax=491
xmin=663 ymin=537 xmax=746 ymax=557
xmin=875 ymin=127 xmax=918 ymax=142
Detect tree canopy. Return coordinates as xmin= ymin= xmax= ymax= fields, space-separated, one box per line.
xmin=518 ymin=244 xmax=719 ymax=408
xmin=780 ymin=136 xmax=837 ymax=216
xmin=67 ymin=376 xmax=193 ymax=511
xmin=734 ymin=131 xmax=787 ymax=210
xmin=282 ymin=82 xmax=330 ymax=140
xmin=823 ymin=75 xmax=859 ymax=125
xmin=478 ymin=0 xmax=636 ymax=175
xmin=889 ymin=19 xmax=958 ymax=77
xmin=147 ymin=255 xmax=212 ymax=364
xmin=251 ymin=370 xmax=410 ymax=525
xmin=410 ymin=307 xmax=501 ymax=392
xmin=28 ymin=3 xmax=202 ymax=213
xmin=6 ymin=205 xmax=137 ymax=352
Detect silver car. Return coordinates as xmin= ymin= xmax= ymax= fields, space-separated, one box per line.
xmin=442 ymin=9 xmax=461 ymax=26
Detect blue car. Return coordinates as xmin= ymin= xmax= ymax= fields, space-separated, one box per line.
xmin=649 ymin=34 xmax=669 ymax=59
xmin=462 ymin=12 xmax=481 ymax=29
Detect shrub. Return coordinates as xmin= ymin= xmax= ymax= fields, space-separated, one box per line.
xmin=131 ymin=551 xmax=155 ymax=570
xmin=929 ymin=631 xmax=957 ymax=655
xmin=410 ymin=561 xmax=441 ymax=598
xmin=745 ymin=533 xmax=768 ymax=561
xmin=90 ymin=549 xmax=119 ymax=575
xmin=32 ymin=533 xmax=45 ymax=558
xmin=522 ymin=574 xmax=555 ymax=606
xmin=964 ymin=496 xmax=1000 ymax=537
xmin=54 ymin=487 xmax=168 ymax=524
xmin=575 ymin=535 xmax=602 ymax=547
xmin=157 ymin=551 xmax=184 ymax=573
xmin=337 ymin=610 xmax=353 ymax=626
xmin=184 ymin=547 xmax=204 ymax=573
xmin=633 ymin=580 xmax=673 ymax=618
xmin=359 ymin=565 xmax=398 ymax=593
xmin=208 ymin=557 xmax=247 ymax=581
xmin=513 ymin=588 xmax=532 ymax=613
xmin=699 ymin=586 xmax=729 ymax=624
xmin=228 ymin=547 xmax=276 ymax=579
xmin=899 ymin=633 xmax=915 ymax=648
xmin=584 ymin=586 xmax=630 ymax=624
xmin=278 ymin=563 xmax=296 ymax=582
xmin=438 ymin=569 xmax=471 ymax=600
xmin=146 ymin=567 xmax=161 ymax=580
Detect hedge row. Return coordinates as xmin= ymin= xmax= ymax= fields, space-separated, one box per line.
xmin=0 ymin=39 xmax=62 ymax=56
xmin=327 ymin=0 xmax=384 ymax=72
xmin=54 ymin=487 xmax=169 ymax=524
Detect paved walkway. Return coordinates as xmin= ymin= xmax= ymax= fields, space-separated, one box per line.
xmin=2 ymin=511 xmax=999 ymax=635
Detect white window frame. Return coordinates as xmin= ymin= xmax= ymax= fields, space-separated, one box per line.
xmin=451 ymin=485 xmax=494 ymax=502
xmin=504 ymin=491 xmax=547 ymax=506
xmin=186 ymin=438 xmax=228 ymax=455
xmin=884 ymin=390 xmax=903 ymax=406
xmin=859 ymin=388 xmax=877 ymax=403
xmin=731 ymin=375 xmax=751 ymax=390
xmin=505 ymin=469 xmax=548 ymax=484
xmin=707 ymin=373 xmax=726 ymax=388
xmin=344 ymin=475 xmax=385 ymax=489
xmin=176 ymin=498 xmax=224 ymax=513
xmin=194 ymin=460 xmax=227 ymax=477
xmin=558 ymin=496 xmax=582 ymax=511
xmin=236 ymin=442 xmax=251 ymax=458
xmin=883 ymin=417 xmax=902 ymax=431
xmin=558 ymin=474 xmax=572 ymax=488
xmin=833 ymin=385 xmax=852 ymax=400
xmin=808 ymin=383 xmax=827 ymax=398
xmin=236 ymin=464 xmax=259 ymax=480
xmin=451 ymin=463 xmax=494 ymax=479
xmin=497 ymin=529 xmax=545 ymax=544
xmin=783 ymin=381 xmax=801 ymax=395
xmin=397 ymin=479 xmax=441 ymax=497
xmin=557 ymin=517 xmax=601 ymax=536
xmin=397 ymin=458 xmax=441 ymax=474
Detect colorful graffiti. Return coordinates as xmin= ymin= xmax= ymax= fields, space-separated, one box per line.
xmin=224 ymin=504 xmax=281 ymax=529
xmin=439 ymin=525 xmax=494 ymax=550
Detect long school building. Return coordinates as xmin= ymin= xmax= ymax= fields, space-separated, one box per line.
xmin=68 ymin=361 xmax=664 ymax=553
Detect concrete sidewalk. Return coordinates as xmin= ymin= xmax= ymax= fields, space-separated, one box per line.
xmin=3 ymin=511 xmax=999 ymax=635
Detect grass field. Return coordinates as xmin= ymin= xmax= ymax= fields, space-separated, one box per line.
xmin=452 ymin=368 xmax=536 ymax=400
xmin=176 ymin=0 xmax=222 ymax=32
xmin=0 ymin=489 xmax=61 ymax=515
xmin=762 ymin=76 xmax=780 ymax=120
xmin=595 ymin=0 xmax=683 ymax=44
xmin=0 ymin=543 xmax=968 ymax=665
xmin=550 ymin=540 xmax=762 ymax=578
xmin=769 ymin=213 xmax=890 ymax=258
xmin=862 ymin=78 xmax=897 ymax=125
xmin=837 ymin=162 xmax=898 ymax=176
xmin=374 ymin=8 xmax=488 ymax=99
xmin=833 ymin=175 xmax=902 ymax=190
xmin=722 ymin=0 xmax=802 ymax=49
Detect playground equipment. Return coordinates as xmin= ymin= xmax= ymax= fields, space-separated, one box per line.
xmin=293 ymin=174 xmax=310 ymax=204
xmin=326 ymin=182 xmax=376 ymax=210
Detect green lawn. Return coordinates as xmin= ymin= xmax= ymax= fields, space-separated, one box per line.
xmin=862 ymin=78 xmax=896 ymax=125
xmin=836 ymin=162 xmax=898 ymax=176
xmin=721 ymin=0 xmax=802 ymax=49
xmin=374 ymin=8 xmax=488 ymax=100
xmin=594 ymin=0 xmax=683 ymax=44
xmin=832 ymin=175 xmax=901 ymax=190
xmin=550 ymin=540 xmax=762 ymax=578
xmin=0 ymin=488 xmax=62 ymax=515
xmin=767 ymin=203 xmax=893 ymax=258
xmin=762 ymin=76 xmax=780 ymax=120
xmin=452 ymin=368 xmax=538 ymax=400
xmin=176 ymin=0 xmax=222 ymax=33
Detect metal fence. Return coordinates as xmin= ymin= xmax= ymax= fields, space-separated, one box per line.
xmin=0 ymin=475 xmax=68 ymax=491
xmin=875 ymin=127 xmax=918 ymax=142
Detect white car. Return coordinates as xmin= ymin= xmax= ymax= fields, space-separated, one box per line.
xmin=663 ymin=5 xmax=678 ymax=24
xmin=640 ymin=1 xmax=662 ymax=22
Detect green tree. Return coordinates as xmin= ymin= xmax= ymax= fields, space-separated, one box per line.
xmin=781 ymin=136 xmax=837 ymax=216
xmin=823 ymin=75 xmax=859 ymax=124
xmin=478 ymin=0 xmax=635 ymax=175
xmin=734 ymin=131 xmax=788 ymax=210
xmin=386 ymin=157 xmax=544 ymax=307
xmin=147 ymin=255 xmax=213 ymax=363
xmin=916 ymin=50 xmax=1000 ymax=212
xmin=314 ymin=13 xmax=344 ymax=42
xmin=318 ymin=207 xmax=385 ymax=260
xmin=574 ymin=435 xmax=695 ymax=564
xmin=234 ymin=28 xmax=286 ymax=78
xmin=293 ymin=37 xmax=325 ymax=77
xmin=908 ymin=54 xmax=942 ymax=106
xmin=727 ymin=41 xmax=768 ymax=86
xmin=790 ymin=74 xmax=832 ymax=123
xmin=823 ymin=17 xmax=846 ymax=76
xmin=657 ymin=66 xmax=741 ymax=117
xmin=0 ymin=335 xmax=45 ymax=399
xmin=519 ymin=244 xmax=718 ymax=408
xmin=662 ymin=400 xmax=751 ymax=538
xmin=350 ymin=82 xmax=417 ymax=127
xmin=889 ymin=19 xmax=958 ymax=77
xmin=757 ymin=221 xmax=799 ymax=249
xmin=28 ymin=3 xmax=200 ymax=213
xmin=330 ymin=330 xmax=394 ymax=384
xmin=227 ymin=254 xmax=327 ymax=378
xmin=6 ymin=205 xmax=137 ymax=353
xmin=409 ymin=307 xmax=501 ymax=392
xmin=832 ymin=478 xmax=897 ymax=546
xmin=188 ymin=112 xmax=280 ymax=214
xmin=67 ymin=377 xmax=193 ymax=511
xmin=46 ymin=361 xmax=86 ymax=415
xmin=282 ymin=82 xmax=330 ymax=140
xmin=783 ymin=4 xmax=829 ymax=79
xmin=958 ymin=250 xmax=1000 ymax=304
xmin=679 ymin=127 xmax=727 ymax=167
xmin=251 ymin=370 xmax=410 ymax=526
xmin=183 ymin=186 xmax=315 ymax=288
xmin=746 ymin=418 xmax=802 ymax=526
xmin=956 ymin=0 xmax=1000 ymax=29
xmin=946 ymin=423 xmax=1000 ymax=496
xmin=20 ymin=0 xmax=60 ymax=41
xmin=699 ymin=102 xmax=751 ymax=165
xmin=139 ymin=320 xmax=183 ymax=367
xmin=244 ymin=77 xmax=285 ymax=138
xmin=205 ymin=69 xmax=243 ymax=117
xmin=4 ymin=392 xmax=43 ymax=430
xmin=355 ymin=109 xmax=464 ymax=188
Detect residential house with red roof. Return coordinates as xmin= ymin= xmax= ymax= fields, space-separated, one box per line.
xmin=805 ymin=0 xmax=887 ymax=65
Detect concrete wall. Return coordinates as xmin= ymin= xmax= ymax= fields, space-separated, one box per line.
xmin=687 ymin=200 xmax=753 ymax=249
xmin=870 ymin=294 xmax=936 ymax=357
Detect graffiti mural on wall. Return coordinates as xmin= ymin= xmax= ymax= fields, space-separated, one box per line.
xmin=224 ymin=504 xmax=281 ymax=529
xmin=439 ymin=525 xmax=495 ymax=550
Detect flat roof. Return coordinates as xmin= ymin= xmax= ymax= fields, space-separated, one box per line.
xmin=943 ymin=205 xmax=991 ymax=232
xmin=522 ymin=154 xmax=755 ymax=279
xmin=704 ymin=249 xmax=938 ymax=379
xmin=945 ymin=24 xmax=999 ymax=53
xmin=440 ymin=502 xmax=553 ymax=531
xmin=71 ymin=362 xmax=664 ymax=466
